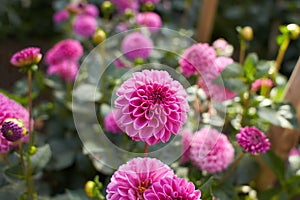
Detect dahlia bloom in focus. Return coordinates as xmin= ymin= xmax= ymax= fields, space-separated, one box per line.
xmin=136 ymin=12 xmax=162 ymax=33
xmin=110 ymin=0 xmax=139 ymax=13
xmin=84 ymin=4 xmax=99 ymax=17
xmin=251 ymin=78 xmax=273 ymax=93
xmin=53 ymin=9 xmax=69 ymax=23
xmin=144 ymin=176 xmax=201 ymax=200
xmin=45 ymin=39 xmax=83 ymax=65
xmin=104 ymin=110 xmax=122 ymax=134
xmin=73 ymin=15 xmax=98 ymax=37
xmin=121 ymin=32 xmax=153 ymax=61
xmin=10 ymin=47 xmax=42 ymax=67
xmin=1 ymin=118 xmax=27 ymax=142
xmin=115 ymin=70 xmax=189 ymax=145
xmin=189 ymin=128 xmax=234 ymax=173
xmin=236 ymin=126 xmax=270 ymax=154
xmin=47 ymin=60 xmax=79 ymax=82
xmin=179 ymin=43 xmax=216 ymax=77
xmin=106 ymin=157 xmax=174 ymax=199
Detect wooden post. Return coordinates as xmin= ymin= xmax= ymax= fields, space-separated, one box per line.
xmin=257 ymin=57 xmax=300 ymax=190
xmin=196 ymin=0 xmax=218 ymax=42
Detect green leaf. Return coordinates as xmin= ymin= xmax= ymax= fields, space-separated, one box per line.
xmin=199 ymin=177 xmax=214 ymax=199
xmin=31 ymin=144 xmax=52 ymax=174
xmin=258 ymin=102 xmax=299 ymax=129
xmin=4 ymin=164 xmax=24 ymax=181
xmin=244 ymin=53 xmax=258 ymax=81
xmin=217 ymin=62 xmax=244 ymax=79
xmin=261 ymin=151 xmax=285 ymax=183
xmin=236 ymin=154 xmax=259 ymax=184
xmin=255 ymin=60 xmax=273 ymax=79
xmin=213 ymin=77 xmax=248 ymax=93
xmin=212 ymin=181 xmax=238 ymax=200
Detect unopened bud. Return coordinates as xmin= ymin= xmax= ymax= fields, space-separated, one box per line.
xmin=287 ymin=23 xmax=300 ymax=40
xmin=242 ymin=26 xmax=253 ymax=41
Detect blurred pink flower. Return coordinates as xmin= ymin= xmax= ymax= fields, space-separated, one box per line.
xmin=212 ymin=38 xmax=234 ymax=57
xmin=73 ymin=15 xmax=98 ymax=37
xmin=104 ymin=110 xmax=122 ymax=134
xmin=106 ymin=157 xmax=174 ymax=199
xmin=136 ymin=12 xmax=162 ymax=33
xmin=111 ymin=0 xmax=139 ymax=13
xmin=189 ymin=128 xmax=234 ymax=173
xmin=45 ymin=39 xmax=83 ymax=65
xmin=179 ymin=43 xmax=216 ymax=77
xmin=84 ymin=4 xmax=99 ymax=17
xmin=181 ymin=130 xmax=193 ymax=164
xmin=53 ymin=9 xmax=69 ymax=23
xmin=144 ymin=176 xmax=201 ymax=200
xmin=114 ymin=58 xmax=131 ymax=68
xmin=10 ymin=47 xmax=42 ymax=67
xmin=236 ymin=126 xmax=270 ymax=154
xmin=0 ymin=135 xmax=9 ymax=153
xmin=139 ymin=0 xmax=160 ymax=4
xmin=121 ymin=32 xmax=153 ymax=61
xmin=251 ymin=78 xmax=273 ymax=93
xmin=115 ymin=70 xmax=189 ymax=145
xmin=47 ymin=60 xmax=78 ymax=82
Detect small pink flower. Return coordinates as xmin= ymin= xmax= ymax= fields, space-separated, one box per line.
xmin=144 ymin=176 xmax=201 ymax=200
xmin=181 ymin=130 xmax=193 ymax=164
xmin=189 ymin=128 xmax=234 ymax=173
xmin=104 ymin=110 xmax=122 ymax=134
xmin=111 ymin=0 xmax=139 ymax=13
xmin=53 ymin=9 xmax=69 ymax=24
xmin=121 ymin=32 xmax=153 ymax=61
xmin=136 ymin=12 xmax=162 ymax=33
xmin=289 ymin=148 xmax=300 ymax=157
xmin=139 ymin=0 xmax=160 ymax=4
xmin=10 ymin=47 xmax=42 ymax=67
xmin=115 ymin=70 xmax=189 ymax=145
xmin=45 ymin=39 xmax=83 ymax=65
xmin=47 ymin=60 xmax=78 ymax=82
xmin=114 ymin=58 xmax=131 ymax=69
xmin=236 ymin=126 xmax=270 ymax=154
xmin=212 ymin=38 xmax=233 ymax=57
xmin=73 ymin=15 xmax=98 ymax=37
xmin=179 ymin=43 xmax=216 ymax=77
xmin=251 ymin=78 xmax=273 ymax=93
xmin=106 ymin=157 xmax=174 ymax=200
xmin=84 ymin=4 xmax=99 ymax=18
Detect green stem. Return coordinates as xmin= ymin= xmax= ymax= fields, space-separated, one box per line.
xmin=144 ymin=143 xmax=149 ymax=157
xmin=241 ymin=89 xmax=250 ymax=127
xmin=272 ymin=38 xmax=290 ymax=79
xmin=220 ymin=153 xmax=245 ymax=182
xmin=239 ymin=39 xmax=246 ymax=64
xmin=19 ymin=141 xmax=25 ymax=175
xmin=100 ymin=44 xmax=106 ymax=98
xmin=66 ymin=80 xmax=72 ymax=102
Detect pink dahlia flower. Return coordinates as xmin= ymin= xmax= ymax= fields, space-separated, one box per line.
xmin=47 ymin=60 xmax=78 ymax=82
xmin=115 ymin=70 xmax=189 ymax=145
xmin=121 ymin=32 xmax=153 ymax=61
xmin=53 ymin=9 xmax=69 ymax=24
xmin=212 ymin=38 xmax=234 ymax=57
xmin=104 ymin=110 xmax=122 ymax=134
xmin=139 ymin=0 xmax=160 ymax=4
xmin=179 ymin=43 xmax=216 ymax=77
xmin=144 ymin=176 xmax=201 ymax=200
xmin=111 ymin=0 xmax=139 ymax=13
xmin=83 ymin=4 xmax=99 ymax=18
xmin=73 ymin=15 xmax=98 ymax=37
xmin=197 ymin=57 xmax=236 ymax=102
xmin=0 ymin=93 xmax=32 ymax=152
xmin=136 ymin=12 xmax=162 ymax=33
xmin=251 ymin=78 xmax=273 ymax=93
xmin=181 ymin=130 xmax=193 ymax=164
xmin=189 ymin=128 xmax=234 ymax=173
xmin=236 ymin=126 xmax=270 ymax=154
xmin=106 ymin=157 xmax=174 ymax=199
xmin=0 ymin=135 xmax=9 ymax=153
xmin=45 ymin=39 xmax=83 ymax=65
xmin=1 ymin=118 xmax=27 ymax=142
xmin=10 ymin=47 xmax=42 ymax=67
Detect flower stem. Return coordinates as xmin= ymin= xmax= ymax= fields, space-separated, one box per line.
xmin=144 ymin=143 xmax=149 ymax=157
xmin=19 ymin=141 xmax=25 ymax=175
xmin=241 ymin=89 xmax=250 ymax=127
xmin=271 ymin=38 xmax=290 ymax=79
xmin=239 ymin=39 xmax=246 ymax=64
xmin=220 ymin=153 xmax=245 ymax=182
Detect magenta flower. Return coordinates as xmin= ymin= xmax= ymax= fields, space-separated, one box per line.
xmin=212 ymin=38 xmax=234 ymax=57
xmin=10 ymin=47 xmax=42 ymax=67
xmin=47 ymin=60 xmax=78 ymax=82
xmin=111 ymin=0 xmax=139 ymax=13
xmin=179 ymin=43 xmax=216 ymax=77
xmin=139 ymin=0 xmax=160 ymax=4
xmin=251 ymin=78 xmax=273 ymax=93
xmin=73 ymin=15 xmax=98 ymax=37
xmin=115 ymin=70 xmax=189 ymax=145
xmin=236 ymin=126 xmax=270 ymax=154
xmin=104 ymin=110 xmax=122 ymax=134
xmin=197 ymin=57 xmax=236 ymax=102
xmin=84 ymin=4 xmax=99 ymax=18
xmin=121 ymin=32 xmax=153 ymax=61
xmin=136 ymin=12 xmax=162 ymax=33
xmin=144 ymin=176 xmax=201 ymax=200
xmin=45 ymin=39 xmax=83 ymax=65
xmin=181 ymin=130 xmax=193 ymax=164
xmin=189 ymin=128 xmax=234 ymax=173
xmin=53 ymin=9 xmax=69 ymax=24
xmin=106 ymin=157 xmax=174 ymax=200
xmin=1 ymin=118 xmax=27 ymax=142
xmin=114 ymin=58 xmax=131 ymax=69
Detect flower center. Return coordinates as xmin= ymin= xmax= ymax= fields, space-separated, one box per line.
xmin=249 ymin=132 xmax=261 ymax=144
xmin=138 ymin=180 xmax=151 ymax=195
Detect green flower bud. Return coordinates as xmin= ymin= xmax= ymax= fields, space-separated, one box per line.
xmin=287 ymin=23 xmax=300 ymax=40
xmin=29 ymin=145 xmax=37 ymax=155
xmin=85 ymin=181 xmax=96 ymax=198
xmin=242 ymin=26 xmax=253 ymax=41
xmin=101 ymin=1 xmax=113 ymax=15
xmin=93 ymin=29 xmax=106 ymax=45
